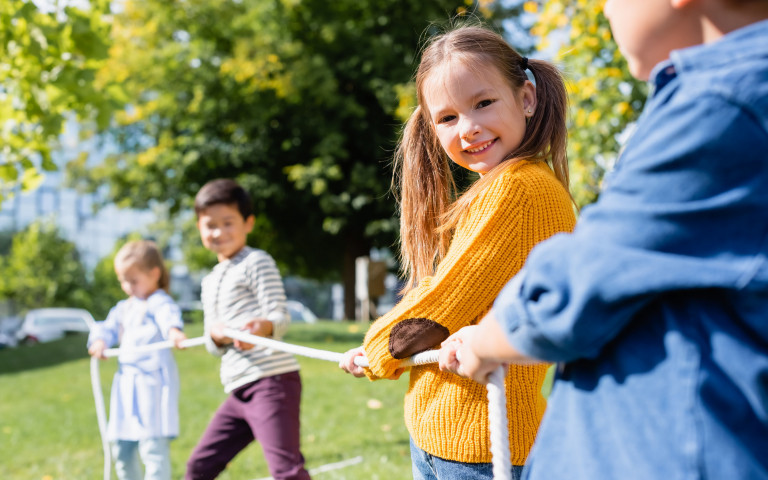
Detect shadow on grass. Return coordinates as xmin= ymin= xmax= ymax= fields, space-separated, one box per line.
xmin=0 ymin=333 xmax=90 ymax=376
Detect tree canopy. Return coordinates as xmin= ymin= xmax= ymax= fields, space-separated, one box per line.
xmin=3 ymin=1 xmax=648 ymax=319
xmin=0 ymin=222 xmax=90 ymax=312
xmin=0 ymin=0 xmax=115 ymax=203
xmin=67 ymin=0 xmax=518 ymax=317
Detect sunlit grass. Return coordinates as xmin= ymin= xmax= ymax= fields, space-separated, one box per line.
xmin=0 ymin=321 xmax=412 ymax=479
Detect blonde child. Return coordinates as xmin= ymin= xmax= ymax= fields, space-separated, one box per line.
xmin=340 ymin=24 xmax=576 ymax=479
xmin=446 ymin=2 xmax=768 ymax=479
xmin=88 ymin=240 xmax=187 ymax=480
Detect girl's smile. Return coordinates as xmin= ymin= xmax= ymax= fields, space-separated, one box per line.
xmin=464 ymin=138 xmax=498 ymax=154
xmin=424 ymin=60 xmax=535 ymax=175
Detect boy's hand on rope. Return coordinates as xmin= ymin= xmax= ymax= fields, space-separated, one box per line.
xmin=244 ymin=318 xmax=273 ymax=337
xmin=88 ymin=339 xmax=108 ymax=360
xmin=209 ymin=323 xmax=232 ymax=347
xmin=232 ymin=318 xmax=273 ymax=350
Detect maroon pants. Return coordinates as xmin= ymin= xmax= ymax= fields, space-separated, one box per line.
xmin=185 ymin=371 xmax=311 ymax=480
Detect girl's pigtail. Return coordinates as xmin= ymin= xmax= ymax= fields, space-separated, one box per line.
xmin=158 ymin=265 xmax=171 ymax=292
xmin=395 ymin=105 xmax=455 ymax=291
xmin=523 ymin=59 xmax=569 ymax=190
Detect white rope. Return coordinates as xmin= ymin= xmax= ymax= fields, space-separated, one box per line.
xmin=91 ymin=330 xmax=512 ymax=479
xmin=103 ymin=336 xmax=207 ymax=358
xmin=222 ymin=328 xmax=348 ymax=363
xmin=223 ymin=328 xmax=512 ymax=478
xmin=222 ymin=328 xmax=441 ymax=368
xmin=487 ymin=367 xmax=511 ymax=480
xmin=90 ymin=357 xmax=111 ymax=480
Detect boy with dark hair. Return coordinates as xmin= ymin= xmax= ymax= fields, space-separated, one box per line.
xmin=186 ymin=179 xmax=310 ymax=480
xmin=441 ymin=1 xmax=768 ymax=479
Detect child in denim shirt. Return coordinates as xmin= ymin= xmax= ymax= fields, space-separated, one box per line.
xmin=442 ymin=2 xmax=768 ymax=479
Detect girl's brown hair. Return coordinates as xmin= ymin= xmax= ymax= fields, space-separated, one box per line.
xmin=394 ymin=24 xmax=569 ymax=291
xmin=114 ymin=240 xmax=171 ymax=292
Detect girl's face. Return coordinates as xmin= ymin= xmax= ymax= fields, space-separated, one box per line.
xmin=424 ymin=60 xmax=535 ymax=175
xmin=115 ymin=264 xmax=161 ymax=300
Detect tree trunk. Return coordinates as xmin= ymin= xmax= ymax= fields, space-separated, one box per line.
xmin=342 ymin=229 xmax=371 ymax=320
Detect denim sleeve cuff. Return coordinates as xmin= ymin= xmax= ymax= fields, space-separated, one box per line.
xmin=501 ymin=319 xmax=567 ymax=363
xmin=492 ymin=270 xmax=574 ymax=363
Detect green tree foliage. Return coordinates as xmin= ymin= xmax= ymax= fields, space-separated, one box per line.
xmin=0 ymin=230 xmax=13 ymax=255
xmin=0 ymin=0 xmax=116 ymax=204
xmin=88 ymin=241 xmax=129 ymax=320
xmin=68 ymin=0 xmax=516 ymax=317
xmin=530 ymin=0 xmax=648 ymax=206
xmin=0 ymin=222 xmax=90 ymax=312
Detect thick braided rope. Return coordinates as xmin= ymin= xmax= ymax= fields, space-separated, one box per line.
xmin=487 ymin=366 xmax=512 ymax=480
xmin=92 ymin=331 xmax=511 ymax=479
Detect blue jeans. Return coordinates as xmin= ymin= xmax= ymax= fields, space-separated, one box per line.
xmin=410 ymin=438 xmax=524 ymax=480
xmin=113 ymin=437 xmax=171 ymax=480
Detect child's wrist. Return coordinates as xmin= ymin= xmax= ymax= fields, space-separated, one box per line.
xmin=211 ymin=333 xmax=232 ymax=347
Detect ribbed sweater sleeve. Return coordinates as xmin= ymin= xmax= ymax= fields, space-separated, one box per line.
xmin=361 ymin=161 xmax=576 ymax=464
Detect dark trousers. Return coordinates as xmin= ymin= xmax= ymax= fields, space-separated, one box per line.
xmin=185 ymin=371 xmax=311 ymax=480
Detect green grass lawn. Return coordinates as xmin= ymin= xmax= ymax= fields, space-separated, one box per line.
xmin=0 ymin=321 xmax=412 ymax=480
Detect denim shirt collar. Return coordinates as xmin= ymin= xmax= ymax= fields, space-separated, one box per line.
xmin=649 ymin=18 xmax=768 ymax=96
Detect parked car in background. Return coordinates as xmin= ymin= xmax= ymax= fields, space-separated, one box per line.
xmin=16 ymin=308 xmax=95 ymax=344
xmin=286 ymin=300 xmax=318 ymax=324
xmin=0 ymin=316 xmax=21 ymax=349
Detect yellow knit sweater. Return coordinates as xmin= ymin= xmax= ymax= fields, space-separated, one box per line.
xmin=363 ymin=160 xmax=576 ymax=465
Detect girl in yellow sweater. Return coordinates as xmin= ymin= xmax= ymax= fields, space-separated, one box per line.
xmin=340 ymin=24 xmax=575 ymax=479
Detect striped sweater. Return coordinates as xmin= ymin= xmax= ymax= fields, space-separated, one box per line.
xmin=201 ymin=246 xmax=299 ymax=393
xmin=363 ymin=160 xmax=577 ymax=465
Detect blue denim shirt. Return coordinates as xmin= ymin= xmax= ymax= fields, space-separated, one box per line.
xmin=494 ymin=20 xmax=768 ymax=480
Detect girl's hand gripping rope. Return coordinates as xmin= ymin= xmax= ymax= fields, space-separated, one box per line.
xmin=88 ymin=339 xmax=108 ymax=360
xmin=339 ymin=346 xmax=367 ymax=377
xmin=169 ymin=327 xmax=188 ymax=349
xmin=339 ymin=346 xmax=419 ymax=380
xmin=439 ymin=325 xmax=505 ymax=385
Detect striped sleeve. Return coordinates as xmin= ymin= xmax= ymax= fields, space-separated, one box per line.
xmin=201 ymin=272 xmax=227 ymax=357
xmin=246 ymin=250 xmax=290 ymax=339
